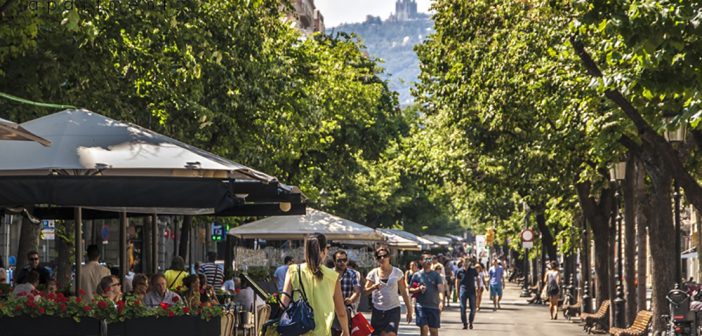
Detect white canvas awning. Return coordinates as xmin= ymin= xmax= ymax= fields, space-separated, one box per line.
xmin=422 ymin=235 xmax=452 ymax=246
xmin=0 ymin=109 xmax=274 ymax=181
xmin=228 ymin=208 xmax=384 ymax=241
xmin=682 ymin=247 xmax=697 ymax=259
xmin=377 ymin=229 xmax=421 ymax=251
xmin=0 ymin=117 xmax=51 ymax=146
xmin=381 ymin=229 xmax=436 ymax=250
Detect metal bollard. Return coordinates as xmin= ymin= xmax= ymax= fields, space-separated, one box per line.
xmin=582 ymin=281 xmax=592 ymax=314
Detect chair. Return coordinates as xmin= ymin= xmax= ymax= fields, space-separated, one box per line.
xmin=256 ymin=304 xmax=272 ymax=336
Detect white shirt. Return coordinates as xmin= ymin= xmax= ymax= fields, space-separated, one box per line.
xmin=366 ymin=267 xmax=404 ymax=311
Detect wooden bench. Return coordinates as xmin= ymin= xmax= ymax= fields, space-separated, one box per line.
xmin=562 ymin=301 xmax=581 ymax=320
xmin=581 ymin=299 xmax=610 ymax=333
xmin=608 ymin=310 xmax=652 ymax=336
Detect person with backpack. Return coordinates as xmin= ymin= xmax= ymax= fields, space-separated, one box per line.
xmin=543 ymin=261 xmax=561 ymax=320
xmin=279 ymin=233 xmax=350 ymax=336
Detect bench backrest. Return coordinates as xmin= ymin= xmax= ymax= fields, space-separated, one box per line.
xmin=630 ymin=310 xmax=652 ymax=331
xmin=596 ymin=300 xmax=611 ymax=315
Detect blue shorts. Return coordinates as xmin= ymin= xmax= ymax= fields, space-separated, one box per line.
xmin=415 ymin=306 xmax=440 ymax=329
xmin=490 ymin=283 xmax=503 ymax=298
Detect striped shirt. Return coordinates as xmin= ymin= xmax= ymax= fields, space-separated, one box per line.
xmin=199 ymin=263 xmax=224 ymax=290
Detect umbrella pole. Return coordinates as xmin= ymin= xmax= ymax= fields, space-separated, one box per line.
xmin=119 ymin=212 xmax=128 ymax=291
xmin=151 ymin=214 xmax=158 ymax=272
xmin=74 ymin=207 xmax=83 ymax=296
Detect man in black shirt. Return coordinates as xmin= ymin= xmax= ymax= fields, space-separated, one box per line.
xmin=15 ymin=250 xmax=51 ymax=286
xmin=454 ymin=257 xmax=478 ymax=329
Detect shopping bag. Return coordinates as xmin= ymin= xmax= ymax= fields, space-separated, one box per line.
xmin=350 ymin=312 xmax=374 ymax=336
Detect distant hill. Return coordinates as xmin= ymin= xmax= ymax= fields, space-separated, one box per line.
xmin=333 ymin=16 xmax=433 ymax=106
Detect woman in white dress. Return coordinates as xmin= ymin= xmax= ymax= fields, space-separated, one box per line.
xmin=475 ymin=263 xmax=486 ymax=311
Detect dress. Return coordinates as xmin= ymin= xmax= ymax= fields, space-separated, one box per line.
xmin=288 ymin=263 xmax=339 ymax=336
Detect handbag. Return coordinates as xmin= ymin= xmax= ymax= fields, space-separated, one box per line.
xmin=350 ymin=312 xmax=373 ymax=336
xmin=277 ymin=264 xmax=316 ymax=336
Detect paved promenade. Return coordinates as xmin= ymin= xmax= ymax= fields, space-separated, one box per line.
xmin=377 ymin=283 xmax=589 ymax=336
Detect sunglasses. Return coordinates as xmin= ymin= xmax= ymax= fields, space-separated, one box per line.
xmin=423 ymin=257 xmax=433 ymax=262
xmin=29 ymin=257 xmax=39 ymax=261
xmin=336 ymin=258 xmax=348 ymax=263
xmin=376 ymin=255 xmax=388 ymax=260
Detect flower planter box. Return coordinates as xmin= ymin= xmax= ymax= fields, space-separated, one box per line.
xmin=0 ymin=316 xmax=220 ymax=336
xmin=107 ymin=316 xmax=221 ymax=336
xmin=0 ymin=316 xmax=101 ymax=336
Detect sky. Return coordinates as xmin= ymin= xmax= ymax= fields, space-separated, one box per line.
xmin=315 ymin=0 xmax=433 ymax=28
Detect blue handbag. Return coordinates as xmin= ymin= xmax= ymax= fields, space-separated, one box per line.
xmin=277 ymin=264 xmax=316 ymax=336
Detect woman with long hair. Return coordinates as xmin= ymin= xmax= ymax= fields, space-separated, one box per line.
xmin=164 ymin=256 xmax=188 ymax=292
xmin=365 ymin=247 xmax=412 ymax=336
xmin=475 ymin=263 xmax=485 ymax=311
xmin=405 ymin=261 xmax=418 ymax=287
xmin=280 ymin=233 xmax=350 ymax=336
xmin=544 ymin=261 xmax=561 ymax=320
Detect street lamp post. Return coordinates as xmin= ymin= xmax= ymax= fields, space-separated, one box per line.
xmin=611 ymin=161 xmax=626 ymax=328
xmin=665 ymin=118 xmax=687 ymax=286
xmin=521 ymin=203 xmax=531 ymax=297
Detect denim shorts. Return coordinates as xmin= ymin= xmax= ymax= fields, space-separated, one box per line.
xmin=415 ymin=306 xmax=440 ymax=329
xmin=371 ymin=306 xmax=401 ymax=335
xmin=490 ymin=283 xmax=503 ymax=298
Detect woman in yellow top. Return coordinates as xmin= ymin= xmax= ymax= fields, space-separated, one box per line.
xmin=164 ymin=256 xmax=188 ymax=293
xmin=280 ymin=233 xmax=350 ymax=336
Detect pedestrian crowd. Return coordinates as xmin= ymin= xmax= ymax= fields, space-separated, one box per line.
xmin=273 ymin=233 xmax=510 ymax=336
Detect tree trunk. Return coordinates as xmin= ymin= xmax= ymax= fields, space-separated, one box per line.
xmin=56 ymin=219 xmax=75 ymax=290
xmin=178 ymin=215 xmax=191 ymax=262
xmin=593 ymin=228 xmax=611 ymax=305
xmin=647 ymin=172 xmax=676 ymax=332
xmin=634 ymin=160 xmax=649 ymax=312
xmin=624 ymin=156 xmax=637 ymax=325
xmin=535 ymin=212 xmax=557 ymax=261
xmin=16 ymin=210 xmax=39 ymax=273
xmin=609 ymin=207 xmax=617 ymax=326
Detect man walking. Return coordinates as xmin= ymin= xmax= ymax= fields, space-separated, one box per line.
xmin=15 ymin=250 xmax=51 ymax=286
xmin=80 ymin=244 xmax=111 ymax=300
xmin=455 ymin=257 xmax=478 ymax=329
xmin=488 ymin=259 xmax=505 ymax=310
xmin=335 ymin=250 xmax=361 ymax=308
xmin=273 ymin=256 xmax=293 ymax=292
xmin=409 ymin=252 xmax=444 ymax=336
xmin=199 ymin=251 xmax=224 ymax=290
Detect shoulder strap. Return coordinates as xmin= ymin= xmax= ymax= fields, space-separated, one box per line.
xmin=297 ymin=264 xmax=309 ymax=301
xmin=168 ymin=270 xmax=185 ymax=289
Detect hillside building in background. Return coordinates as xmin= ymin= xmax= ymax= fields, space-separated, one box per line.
xmin=388 ymin=0 xmax=428 ymax=22
xmin=289 ymin=0 xmax=325 ymax=34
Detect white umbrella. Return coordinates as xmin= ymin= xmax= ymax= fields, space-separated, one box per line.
xmin=377 ymin=229 xmax=421 ymax=251
xmin=0 ymin=117 xmax=51 ymax=146
xmin=228 ymin=208 xmax=384 ymax=241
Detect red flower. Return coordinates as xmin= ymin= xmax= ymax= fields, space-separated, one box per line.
xmin=60 ymin=303 xmax=67 ymax=312
xmin=171 ymin=296 xmax=179 ymax=303
xmin=47 ymin=293 xmax=56 ymax=301
xmin=17 ymin=292 xmax=26 ymax=297
xmin=168 ymin=311 xmax=175 ymax=317
xmin=183 ymin=307 xmax=190 ymax=314
xmin=160 ymin=302 xmax=170 ymax=310
xmin=38 ymin=307 xmax=46 ymax=314
xmin=134 ymin=299 xmax=142 ymax=306
xmin=200 ymin=302 xmax=207 ymax=307
xmin=117 ymin=300 xmax=126 ymax=313
xmin=14 ymin=304 xmax=22 ymax=311
xmin=97 ymin=301 xmax=108 ymax=309
xmin=83 ymin=305 xmax=92 ymax=312
xmin=75 ymin=297 xmax=82 ymax=303
xmin=79 ymin=289 xmax=86 ymax=296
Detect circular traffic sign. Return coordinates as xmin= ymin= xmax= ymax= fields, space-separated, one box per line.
xmin=520 ymin=229 xmax=534 ymax=242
